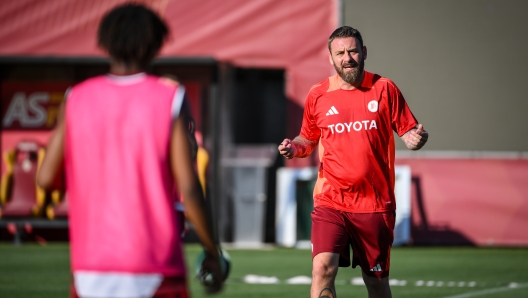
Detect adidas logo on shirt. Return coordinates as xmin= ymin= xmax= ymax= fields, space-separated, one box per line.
xmin=370 ymin=263 xmax=383 ymax=272
xmin=326 ymin=106 xmax=339 ymax=116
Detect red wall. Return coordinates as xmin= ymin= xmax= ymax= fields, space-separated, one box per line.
xmin=396 ymin=158 xmax=528 ymax=246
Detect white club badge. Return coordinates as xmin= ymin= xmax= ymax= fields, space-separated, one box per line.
xmin=367 ymin=100 xmax=378 ymax=113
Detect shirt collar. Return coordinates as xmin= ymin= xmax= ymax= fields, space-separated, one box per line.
xmin=359 ymin=71 xmax=374 ymax=89
xmin=105 ymin=72 xmax=147 ymax=85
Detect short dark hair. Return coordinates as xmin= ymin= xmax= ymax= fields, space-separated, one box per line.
xmin=328 ymin=26 xmax=364 ymax=52
xmin=98 ymin=3 xmax=169 ymax=68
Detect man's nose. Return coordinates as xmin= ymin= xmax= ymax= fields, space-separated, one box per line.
xmin=343 ymin=52 xmax=352 ymax=62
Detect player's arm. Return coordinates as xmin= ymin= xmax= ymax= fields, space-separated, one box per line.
xmin=36 ymin=101 xmax=66 ymax=190
xmin=401 ymin=124 xmax=428 ymax=150
xmin=278 ymin=87 xmax=320 ymax=159
xmin=278 ymin=135 xmax=317 ymax=159
xmin=181 ymin=99 xmax=199 ymax=161
xmin=170 ymin=110 xmax=223 ymax=293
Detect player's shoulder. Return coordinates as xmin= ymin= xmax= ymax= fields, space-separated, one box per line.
xmin=307 ymin=77 xmax=332 ymax=97
xmin=67 ymin=76 xmax=106 ymax=98
xmin=369 ymin=72 xmax=399 ymax=91
xmin=72 ymin=75 xmax=105 ymax=89
xmin=157 ymin=75 xmax=181 ymax=89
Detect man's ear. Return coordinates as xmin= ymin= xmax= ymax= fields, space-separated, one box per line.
xmin=363 ymin=46 xmax=367 ymax=60
xmin=328 ymin=52 xmax=334 ymax=65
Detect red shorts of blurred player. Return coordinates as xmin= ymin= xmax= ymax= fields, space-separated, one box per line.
xmin=70 ymin=276 xmax=189 ymax=298
xmin=311 ymin=207 xmax=395 ymax=278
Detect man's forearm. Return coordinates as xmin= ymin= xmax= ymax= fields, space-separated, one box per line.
xmin=291 ymin=136 xmax=317 ymax=158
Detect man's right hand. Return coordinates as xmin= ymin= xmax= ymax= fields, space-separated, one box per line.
xmin=199 ymin=251 xmax=224 ymax=294
xmin=278 ymin=139 xmax=295 ymax=159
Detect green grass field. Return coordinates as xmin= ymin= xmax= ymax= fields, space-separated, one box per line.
xmin=1 ymin=243 xmax=527 ymax=298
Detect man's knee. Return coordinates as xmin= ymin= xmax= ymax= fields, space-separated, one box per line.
xmin=312 ymin=263 xmax=338 ymax=280
xmin=362 ymin=274 xmax=389 ymax=289
xmin=312 ymin=253 xmax=339 ymax=280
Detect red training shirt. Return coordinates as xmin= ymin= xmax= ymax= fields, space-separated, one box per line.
xmin=299 ymin=71 xmax=418 ymax=213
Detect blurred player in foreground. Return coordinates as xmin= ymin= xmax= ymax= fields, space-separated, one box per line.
xmin=37 ymin=3 xmax=223 ymax=297
xmin=278 ymin=26 xmax=428 ymax=298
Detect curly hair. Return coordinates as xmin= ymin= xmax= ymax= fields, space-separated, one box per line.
xmin=97 ymin=3 xmax=169 ymax=68
xmin=328 ymin=26 xmax=364 ymax=51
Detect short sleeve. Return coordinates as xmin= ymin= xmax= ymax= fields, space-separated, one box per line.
xmin=388 ymin=82 xmax=418 ymax=137
xmin=299 ymin=90 xmax=321 ymax=142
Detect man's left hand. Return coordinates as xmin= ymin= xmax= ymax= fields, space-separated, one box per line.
xmin=402 ymin=124 xmax=428 ymax=150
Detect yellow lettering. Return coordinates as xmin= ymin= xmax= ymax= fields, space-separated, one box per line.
xmin=46 ymin=106 xmax=59 ymax=127
xmin=50 ymin=92 xmax=64 ymax=104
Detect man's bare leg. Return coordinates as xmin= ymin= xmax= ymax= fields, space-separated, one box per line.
xmin=362 ymin=271 xmax=392 ymax=298
xmin=311 ymin=252 xmax=340 ymax=298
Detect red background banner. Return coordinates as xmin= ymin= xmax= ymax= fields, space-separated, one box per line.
xmin=0 ymin=0 xmax=337 ymax=107
xmin=396 ymin=158 xmax=528 ymax=246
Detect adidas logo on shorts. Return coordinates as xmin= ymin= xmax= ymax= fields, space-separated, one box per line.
xmin=370 ymin=263 xmax=382 ymax=272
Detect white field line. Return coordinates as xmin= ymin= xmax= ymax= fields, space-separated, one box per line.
xmin=442 ymin=283 xmax=528 ymax=298
xmin=234 ymin=275 xmax=528 ymax=295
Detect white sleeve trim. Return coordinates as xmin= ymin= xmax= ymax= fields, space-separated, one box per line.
xmin=64 ymin=86 xmax=72 ymax=102
xmin=171 ymin=85 xmax=185 ymax=121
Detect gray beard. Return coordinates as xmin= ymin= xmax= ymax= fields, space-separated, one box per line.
xmin=335 ymin=60 xmax=364 ymax=84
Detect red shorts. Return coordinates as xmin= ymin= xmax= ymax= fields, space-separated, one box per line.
xmin=70 ymin=276 xmax=189 ymax=298
xmin=311 ymin=207 xmax=395 ymax=278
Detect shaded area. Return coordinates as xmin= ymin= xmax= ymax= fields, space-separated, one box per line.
xmin=411 ymin=176 xmax=474 ymax=246
xmin=398 ymin=158 xmax=528 ymax=246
